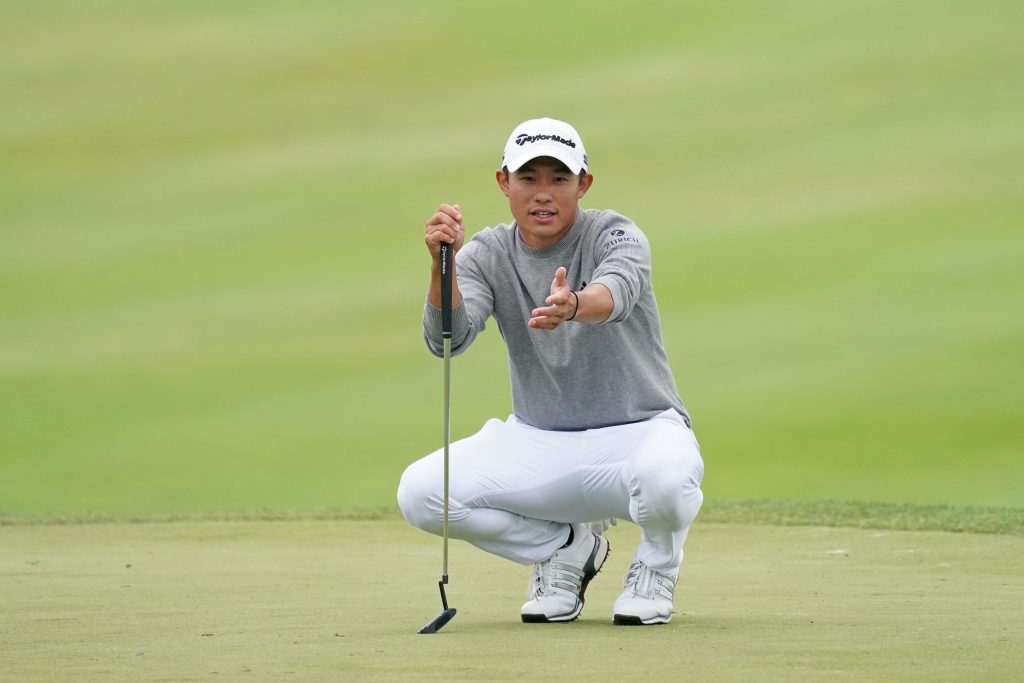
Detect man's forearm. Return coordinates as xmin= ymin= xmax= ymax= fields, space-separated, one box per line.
xmin=572 ymin=283 xmax=612 ymax=324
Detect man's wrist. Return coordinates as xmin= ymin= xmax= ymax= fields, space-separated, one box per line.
xmin=566 ymin=290 xmax=579 ymax=321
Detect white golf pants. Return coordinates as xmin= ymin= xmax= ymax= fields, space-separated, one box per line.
xmin=397 ymin=408 xmax=704 ymax=577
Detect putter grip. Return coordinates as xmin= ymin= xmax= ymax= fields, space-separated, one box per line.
xmin=440 ymin=242 xmax=452 ymax=339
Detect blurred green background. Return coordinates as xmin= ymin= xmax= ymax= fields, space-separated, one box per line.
xmin=2 ymin=0 xmax=1022 ymax=516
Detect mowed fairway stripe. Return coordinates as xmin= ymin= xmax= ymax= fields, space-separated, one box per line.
xmin=3 ymin=0 xmax=1022 ymax=517
xmin=1 ymin=521 xmax=1021 ymax=681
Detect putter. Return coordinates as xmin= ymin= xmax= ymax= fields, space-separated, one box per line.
xmin=419 ymin=240 xmax=457 ymax=635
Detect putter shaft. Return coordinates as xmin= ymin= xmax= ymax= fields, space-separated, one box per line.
xmin=442 ymin=337 xmax=451 ymax=578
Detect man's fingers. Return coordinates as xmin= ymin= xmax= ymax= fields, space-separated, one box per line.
xmin=426 ymin=223 xmax=458 ymax=245
xmin=425 ymin=203 xmax=464 ymax=248
xmin=530 ymin=300 xmax=571 ymax=329
xmin=531 ymin=305 xmax=555 ymax=318
xmin=429 ymin=229 xmax=456 ymax=245
xmin=427 ymin=204 xmax=463 ymax=231
xmin=437 ymin=203 xmax=463 ymax=223
xmin=427 ymin=213 xmax=460 ymax=232
xmin=545 ymin=266 xmax=571 ymax=305
xmin=551 ymin=266 xmax=567 ymax=292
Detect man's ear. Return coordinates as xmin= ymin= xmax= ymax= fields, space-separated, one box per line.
xmin=577 ymin=173 xmax=594 ymax=199
xmin=496 ymin=169 xmax=510 ymax=196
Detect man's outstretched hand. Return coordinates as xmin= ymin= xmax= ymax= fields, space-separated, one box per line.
xmin=529 ymin=267 xmax=578 ymax=330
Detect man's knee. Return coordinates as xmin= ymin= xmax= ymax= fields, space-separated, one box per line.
xmin=631 ymin=447 xmax=704 ymax=529
xmin=396 ymin=458 xmax=444 ymax=534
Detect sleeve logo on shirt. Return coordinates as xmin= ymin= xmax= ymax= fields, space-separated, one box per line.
xmin=607 ymin=228 xmax=641 ymax=247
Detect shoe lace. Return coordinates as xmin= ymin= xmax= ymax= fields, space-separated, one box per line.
xmin=622 ymin=560 xmax=674 ymax=601
xmin=527 ymin=557 xmax=585 ymax=599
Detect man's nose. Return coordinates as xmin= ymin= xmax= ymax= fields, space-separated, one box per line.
xmin=534 ymin=180 xmax=555 ymax=199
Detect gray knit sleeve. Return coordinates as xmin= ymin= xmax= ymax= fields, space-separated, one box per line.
xmin=588 ymin=215 xmax=651 ymax=324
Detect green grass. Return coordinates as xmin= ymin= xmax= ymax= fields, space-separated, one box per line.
xmin=3 ymin=518 xmax=1022 ymax=681
xmin=4 ymin=499 xmax=1023 ymax=537
xmin=2 ymin=0 xmax=1023 ymax=516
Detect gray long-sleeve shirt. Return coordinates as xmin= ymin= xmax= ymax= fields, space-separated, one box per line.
xmin=424 ymin=208 xmax=689 ymax=431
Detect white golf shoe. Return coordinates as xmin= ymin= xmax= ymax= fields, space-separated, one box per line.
xmin=521 ymin=524 xmax=610 ymax=623
xmin=612 ymin=558 xmax=676 ymax=625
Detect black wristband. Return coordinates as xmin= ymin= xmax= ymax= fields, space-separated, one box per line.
xmin=566 ymin=290 xmax=579 ymax=321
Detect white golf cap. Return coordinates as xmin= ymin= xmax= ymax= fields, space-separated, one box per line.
xmin=501 ymin=117 xmax=588 ymax=174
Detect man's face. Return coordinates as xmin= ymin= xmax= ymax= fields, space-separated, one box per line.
xmin=496 ymin=157 xmax=593 ymax=249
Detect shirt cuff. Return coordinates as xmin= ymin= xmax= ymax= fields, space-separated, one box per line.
xmin=590 ymin=275 xmax=625 ymax=323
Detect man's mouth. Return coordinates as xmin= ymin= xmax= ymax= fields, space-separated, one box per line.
xmin=531 ymin=210 xmax=555 ymax=218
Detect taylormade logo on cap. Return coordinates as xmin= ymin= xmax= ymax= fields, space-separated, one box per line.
xmin=502 ymin=117 xmax=588 ymax=175
xmin=514 ymin=133 xmax=576 ymax=148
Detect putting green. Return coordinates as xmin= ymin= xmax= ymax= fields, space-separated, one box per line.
xmin=2 ymin=520 xmax=1021 ymax=681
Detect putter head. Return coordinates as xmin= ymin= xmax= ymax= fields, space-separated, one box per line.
xmin=418 ymin=608 xmax=457 ymax=634
xmin=419 ymin=578 xmax=457 ymax=634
